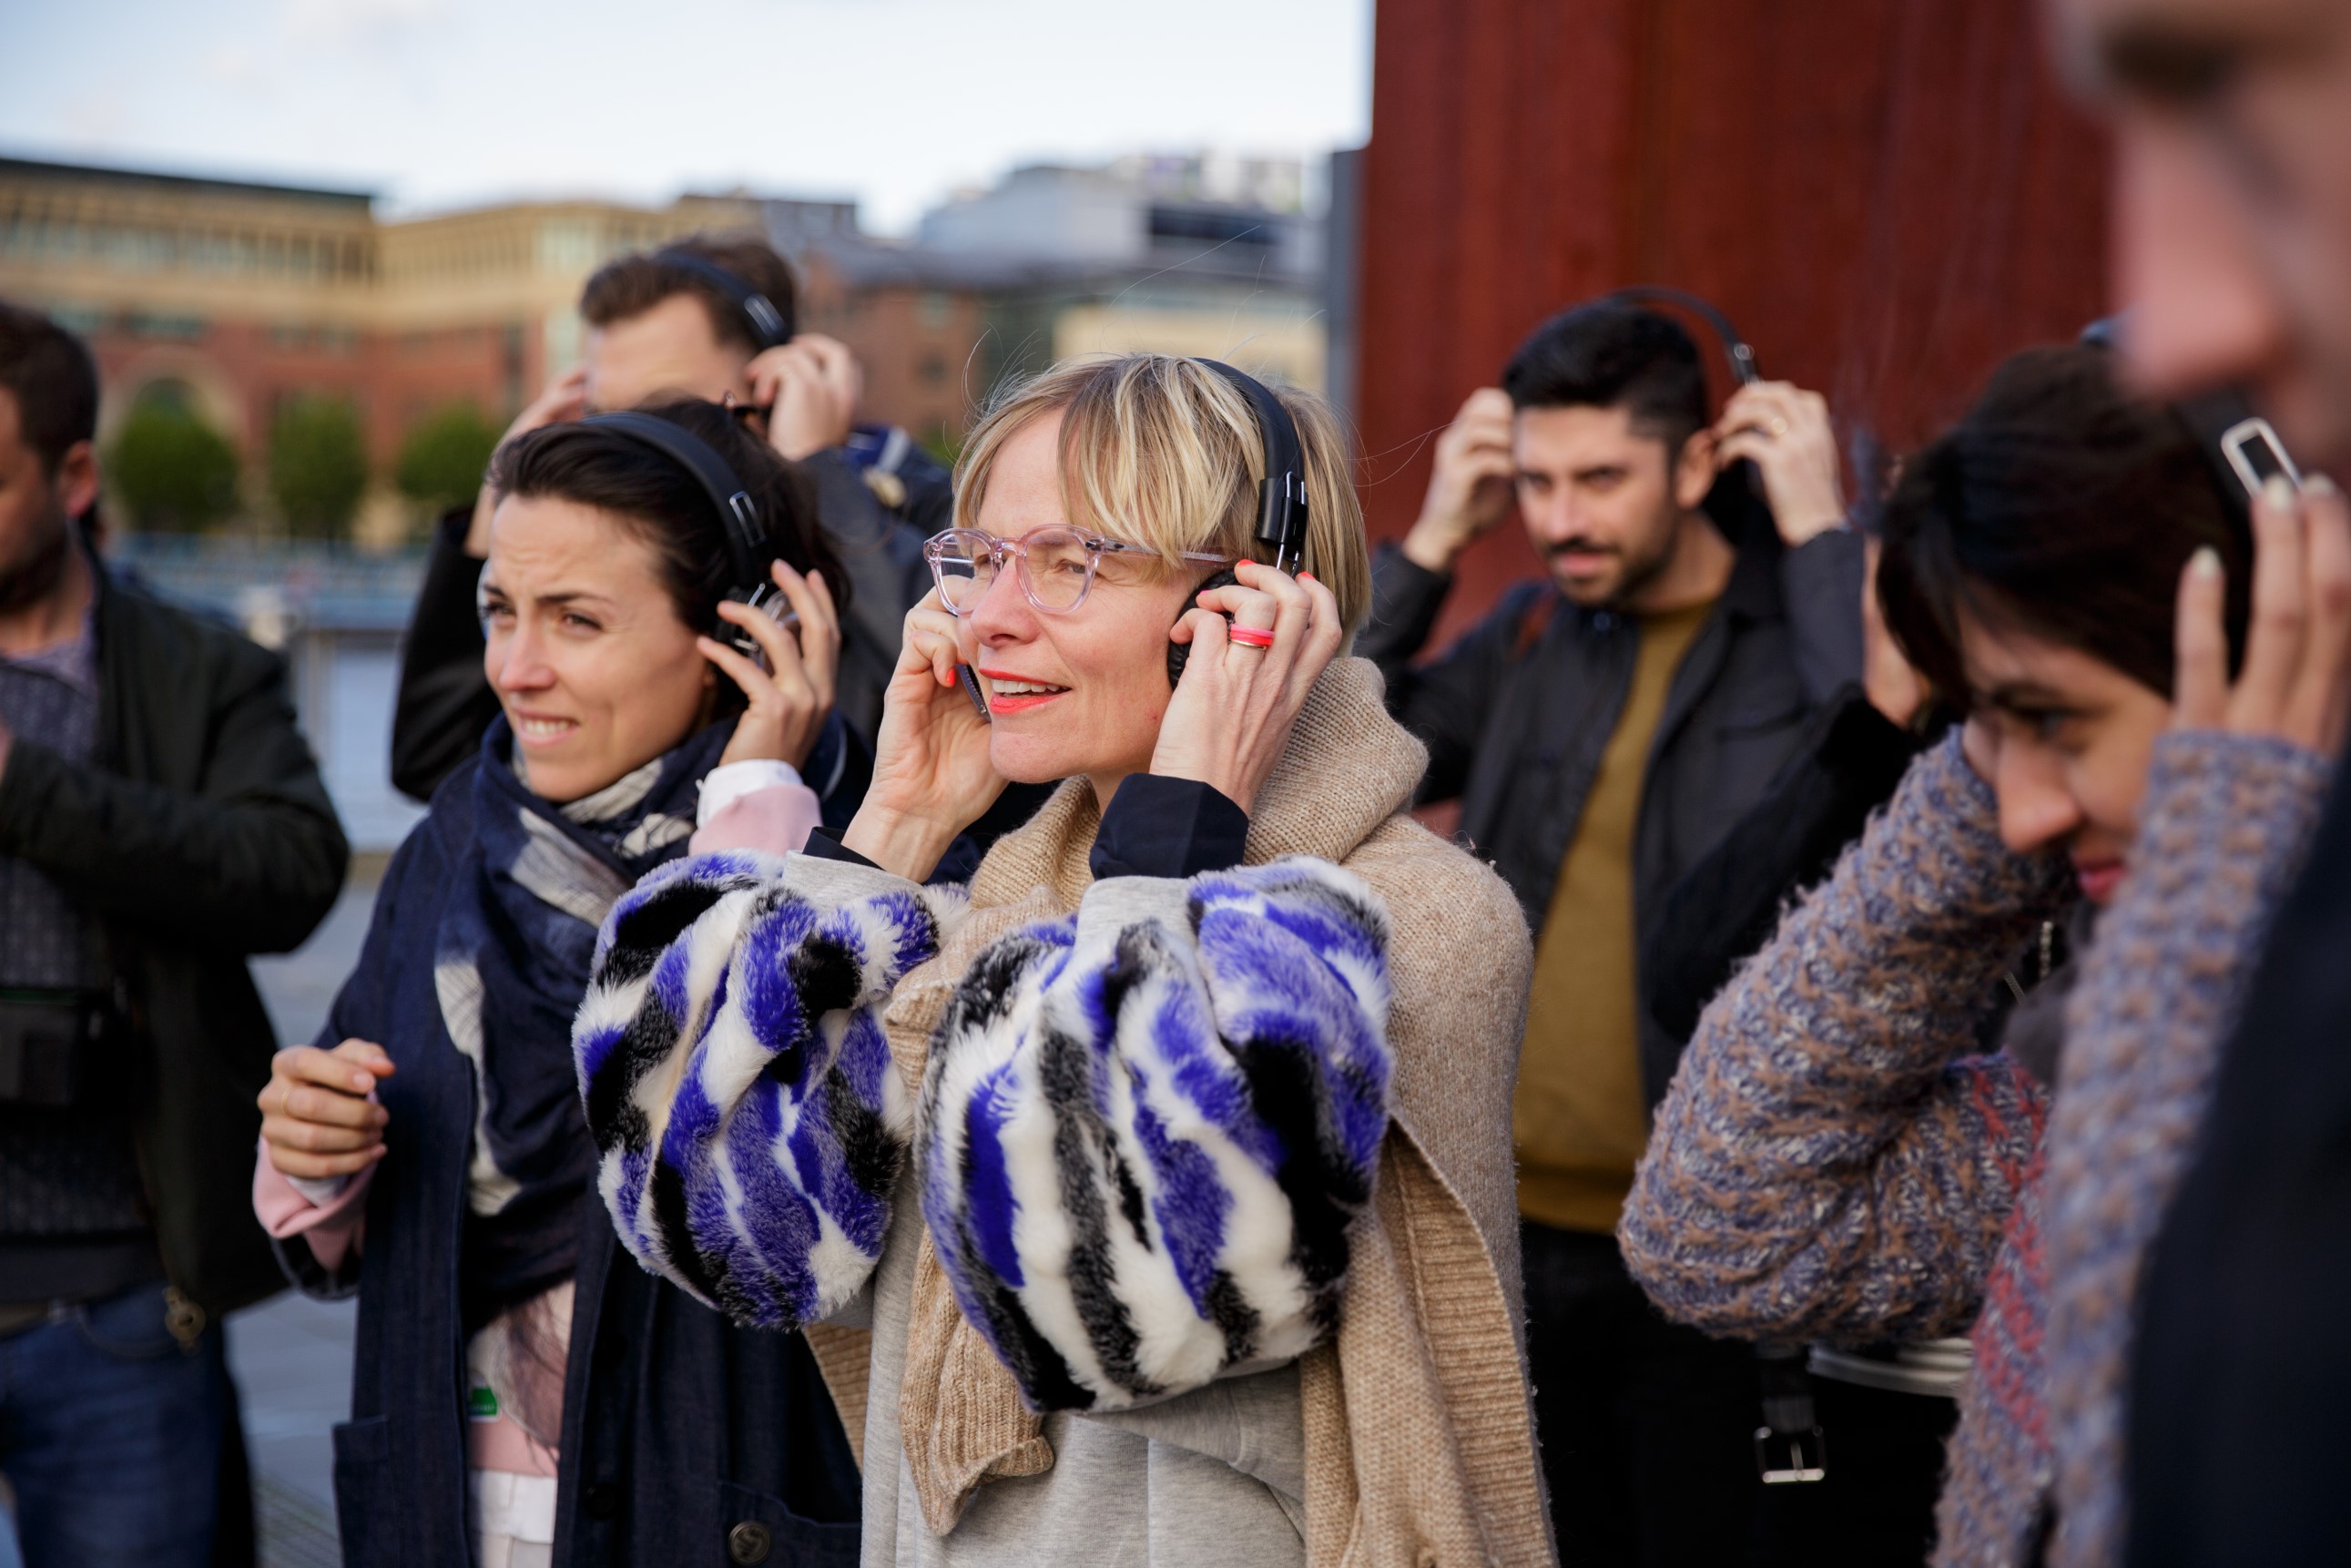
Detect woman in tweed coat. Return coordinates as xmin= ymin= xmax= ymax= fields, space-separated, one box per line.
xmin=1621 ymin=345 xmax=2350 ymax=1566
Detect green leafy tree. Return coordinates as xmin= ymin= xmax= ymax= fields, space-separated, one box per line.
xmin=394 ymin=402 xmax=502 ymax=514
xmin=106 ymin=401 xmax=241 ymax=533
xmin=921 ymin=424 xmax=964 ymax=469
xmin=269 ymin=394 xmax=369 ymax=538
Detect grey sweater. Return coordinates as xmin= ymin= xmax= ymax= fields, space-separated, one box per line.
xmin=855 ymin=1173 xmax=1308 ymax=1568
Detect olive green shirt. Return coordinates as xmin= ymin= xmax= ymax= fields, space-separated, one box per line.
xmin=1514 ymin=598 xmax=1714 ymax=1233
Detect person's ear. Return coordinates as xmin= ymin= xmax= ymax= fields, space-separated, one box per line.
xmin=54 ymin=440 xmax=99 ymax=523
xmin=1673 ymin=429 xmax=1717 ymax=512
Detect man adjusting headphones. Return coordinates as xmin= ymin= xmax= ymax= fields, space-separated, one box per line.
xmin=1356 ymin=295 xmax=1867 ymax=1564
xmin=390 ymin=233 xmax=938 ymax=802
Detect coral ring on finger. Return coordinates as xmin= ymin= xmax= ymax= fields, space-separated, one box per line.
xmin=1227 ymin=625 xmax=1276 ymax=648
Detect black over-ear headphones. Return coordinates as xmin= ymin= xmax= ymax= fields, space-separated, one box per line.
xmin=1599 ymin=286 xmax=1761 ymax=389
xmin=653 ymin=249 xmax=793 ymax=351
xmin=1161 ymin=361 xmax=1312 ymax=689
xmin=1197 ymin=359 xmax=1310 ymax=573
xmin=578 ymin=410 xmax=791 ymax=657
xmin=1593 ymin=287 xmax=1776 ymax=545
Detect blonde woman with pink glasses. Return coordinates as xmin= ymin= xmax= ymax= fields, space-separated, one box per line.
xmin=575 ymin=354 xmax=1554 ymax=1568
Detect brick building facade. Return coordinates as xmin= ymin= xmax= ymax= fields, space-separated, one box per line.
xmin=0 ymin=158 xmax=989 ymax=538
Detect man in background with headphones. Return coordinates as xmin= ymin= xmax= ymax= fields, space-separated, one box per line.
xmin=1359 ymin=299 xmax=1863 ymax=1563
xmin=390 ymin=233 xmax=934 ymax=801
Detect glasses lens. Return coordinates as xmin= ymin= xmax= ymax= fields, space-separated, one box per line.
xmin=1021 ymin=529 xmax=1095 ymax=610
xmin=931 ymin=533 xmax=992 ymax=613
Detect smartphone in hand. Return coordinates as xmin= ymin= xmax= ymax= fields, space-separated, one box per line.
xmin=2223 ymin=417 xmax=2304 ymax=499
xmin=954 ymin=665 xmax=991 ymax=721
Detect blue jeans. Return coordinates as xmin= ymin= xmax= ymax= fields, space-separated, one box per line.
xmin=0 ymin=1282 xmax=228 ymax=1568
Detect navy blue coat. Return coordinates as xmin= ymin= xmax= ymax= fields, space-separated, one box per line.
xmin=289 ymin=759 xmax=861 ymax=1568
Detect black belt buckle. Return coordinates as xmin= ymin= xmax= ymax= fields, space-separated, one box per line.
xmin=1755 ymin=1421 xmax=1827 ymax=1485
xmin=0 ymin=990 xmax=107 ymax=1107
xmin=1754 ymin=1343 xmax=1828 ymax=1484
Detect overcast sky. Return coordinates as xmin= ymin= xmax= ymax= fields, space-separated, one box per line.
xmin=2 ymin=0 xmax=1374 ymax=232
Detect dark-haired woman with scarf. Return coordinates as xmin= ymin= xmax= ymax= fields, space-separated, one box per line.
xmin=248 ymin=402 xmax=867 ymax=1568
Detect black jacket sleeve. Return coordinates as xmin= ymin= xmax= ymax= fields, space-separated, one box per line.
xmin=390 ymin=507 xmax=500 ymax=803
xmin=802 ymin=449 xmax=931 ymax=747
xmin=1354 ymin=544 xmax=1532 ymax=805
xmin=1354 ymin=543 xmax=1454 ymax=678
xmin=804 ymin=778 xmax=1243 ymax=885
xmin=1777 ymin=529 xmax=1868 ymax=706
xmin=1089 ymin=776 xmax=1249 ymax=881
xmin=1642 ymin=686 xmax=1929 ymax=1046
xmin=0 ymin=621 xmax=348 ymax=957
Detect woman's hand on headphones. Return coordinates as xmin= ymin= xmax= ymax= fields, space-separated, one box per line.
xmin=843 ymin=590 xmax=1007 ymax=881
xmin=1153 ymin=562 xmax=1346 ymax=816
xmin=1716 ymin=382 xmax=1846 ymax=546
xmin=2175 ymin=475 xmax=2351 ymax=757
xmin=703 ymin=560 xmax=840 ymax=771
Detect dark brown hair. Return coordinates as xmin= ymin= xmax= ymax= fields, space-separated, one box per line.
xmin=0 ymin=299 xmax=99 ymax=476
xmin=486 ymin=400 xmax=842 ymax=650
xmin=1878 ymin=343 xmax=2250 ymax=708
xmin=578 ymin=234 xmax=797 ymax=353
xmin=1501 ymin=301 xmax=1710 ymax=455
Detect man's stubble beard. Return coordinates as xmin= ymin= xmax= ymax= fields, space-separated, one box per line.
xmin=1552 ymin=513 xmax=1684 ymax=612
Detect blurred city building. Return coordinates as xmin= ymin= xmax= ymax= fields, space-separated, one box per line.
xmin=0 ymin=148 xmax=1335 ymax=854
xmin=0 ymin=155 xmax=759 ymax=543
xmin=899 ymin=152 xmax=1328 ymax=395
xmin=1 ymin=150 xmax=1332 ymax=541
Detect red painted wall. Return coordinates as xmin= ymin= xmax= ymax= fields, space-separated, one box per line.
xmin=1357 ymin=0 xmax=2112 ymax=645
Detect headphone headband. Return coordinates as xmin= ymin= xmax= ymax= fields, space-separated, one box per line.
xmin=1597 ymin=286 xmax=1760 ymax=388
xmin=1196 ymin=360 xmax=1310 ymax=573
xmin=578 ymin=410 xmax=766 ymax=591
xmin=653 ymin=248 xmax=793 ymax=351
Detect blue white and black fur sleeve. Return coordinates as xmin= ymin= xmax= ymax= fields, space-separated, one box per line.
xmin=573 ymin=850 xmax=1396 ymax=1410
xmin=573 ymin=850 xmax=961 ymax=1329
xmin=919 ymin=858 xmax=1395 ymax=1412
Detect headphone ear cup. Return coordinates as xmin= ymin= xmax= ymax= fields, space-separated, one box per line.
xmin=1167 ymin=567 xmax=1243 ymax=689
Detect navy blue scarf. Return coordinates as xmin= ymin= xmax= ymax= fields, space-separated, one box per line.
xmin=439 ymin=715 xmax=735 ymax=1329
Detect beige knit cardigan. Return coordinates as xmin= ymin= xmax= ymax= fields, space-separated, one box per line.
xmin=806 ymin=657 xmax=1552 ymax=1567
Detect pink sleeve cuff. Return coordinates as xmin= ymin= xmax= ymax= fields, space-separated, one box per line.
xmin=689 ymin=781 xmax=824 ymax=856
xmin=253 ymin=1142 xmax=372 ymax=1273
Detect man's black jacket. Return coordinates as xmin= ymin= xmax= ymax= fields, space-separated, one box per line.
xmin=1358 ymin=526 xmax=1863 ymax=1106
xmin=0 ymin=557 xmax=349 ymax=1319
xmin=1643 ymin=687 xmax=1929 ymax=1044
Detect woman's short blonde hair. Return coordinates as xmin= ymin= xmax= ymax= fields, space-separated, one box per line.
xmin=952 ymin=353 xmax=1371 ymax=632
